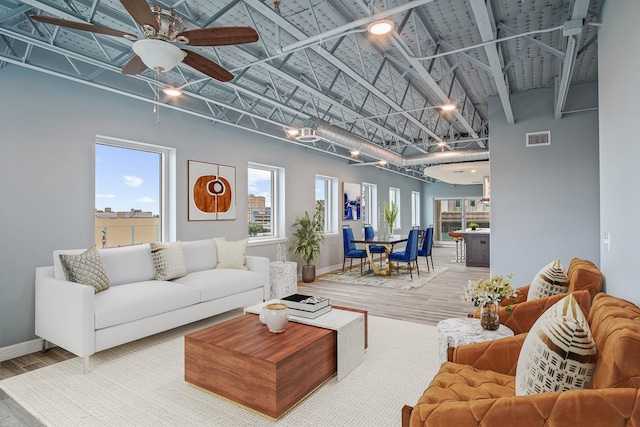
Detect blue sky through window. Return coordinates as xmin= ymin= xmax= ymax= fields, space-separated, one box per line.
xmin=95 ymin=144 xmax=160 ymax=216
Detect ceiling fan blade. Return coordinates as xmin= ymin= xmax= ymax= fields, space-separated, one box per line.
xmin=30 ymin=15 xmax=138 ymax=39
xmin=182 ymin=50 xmax=233 ymax=82
xmin=121 ymin=55 xmax=147 ymax=75
xmin=177 ymin=27 xmax=258 ymax=47
xmin=120 ymin=0 xmax=158 ymax=32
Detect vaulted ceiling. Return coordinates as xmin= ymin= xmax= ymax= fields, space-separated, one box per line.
xmin=0 ymin=0 xmax=602 ymax=181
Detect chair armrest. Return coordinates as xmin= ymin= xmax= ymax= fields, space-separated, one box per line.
xmin=244 ymin=256 xmax=270 ymax=300
xmin=450 ymin=334 xmax=526 ymax=375
xmin=35 ymin=266 xmax=95 ymax=358
xmin=407 ymin=388 xmax=640 ymax=427
xmin=501 ymin=289 xmax=592 ymax=334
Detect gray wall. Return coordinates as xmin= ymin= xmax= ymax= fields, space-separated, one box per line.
xmin=598 ymin=0 xmax=640 ymax=303
xmin=0 ymin=66 xmax=421 ymax=350
xmin=489 ymin=85 xmax=600 ymax=288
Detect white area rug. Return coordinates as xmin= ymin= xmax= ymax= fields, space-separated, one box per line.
xmin=0 ymin=310 xmax=440 ymax=426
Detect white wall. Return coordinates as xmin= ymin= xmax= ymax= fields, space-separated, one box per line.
xmin=0 ymin=66 xmax=421 ymax=349
xmin=598 ymin=0 xmax=640 ymax=303
xmin=489 ymin=85 xmax=600 ymax=288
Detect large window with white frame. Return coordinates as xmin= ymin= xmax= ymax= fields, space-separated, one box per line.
xmin=411 ymin=191 xmax=421 ymax=227
xmin=315 ymin=175 xmax=338 ymax=234
xmin=95 ymin=137 xmax=175 ymax=248
xmin=362 ymin=182 xmax=378 ymax=228
xmin=248 ymin=162 xmax=284 ymax=240
xmin=389 ymin=187 xmax=401 ymax=229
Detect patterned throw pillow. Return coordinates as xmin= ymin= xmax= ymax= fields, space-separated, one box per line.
xmin=515 ymin=294 xmax=597 ymax=395
xmin=527 ymin=259 xmax=569 ymax=301
xmin=59 ymin=246 xmax=110 ymax=293
xmin=150 ymin=241 xmax=187 ymax=280
xmin=214 ymin=238 xmax=249 ymax=270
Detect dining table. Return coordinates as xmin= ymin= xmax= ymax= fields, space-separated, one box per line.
xmin=351 ymin=234 xmax=408 ymax=276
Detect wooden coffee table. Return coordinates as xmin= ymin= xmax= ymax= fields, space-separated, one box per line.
xmin=184 ymin=314 xmax=336 ymax=419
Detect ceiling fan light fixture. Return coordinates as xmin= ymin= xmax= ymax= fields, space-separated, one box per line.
xmin=367 ymin=19 xmax=394 ymax=35
xmin=132 ymin=39 xmax=185 ymax=72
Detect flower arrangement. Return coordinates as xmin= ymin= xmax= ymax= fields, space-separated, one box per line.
xmin=463 ymin=274 xmax=517 ymax=308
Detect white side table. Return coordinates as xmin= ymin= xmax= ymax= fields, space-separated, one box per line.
xmin=437 ymin=317 xmax=514 ymax=363
xmin=269 ymin=261 xmax=298 ymax=299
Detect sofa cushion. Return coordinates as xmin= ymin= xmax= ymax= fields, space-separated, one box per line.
xmin=59 ymin=246 xmax=110 ymax=293
xmin=214 ymin=238 xmax=249 ymax=270
xmin=150 ymin=241 xmax=187 ymax=280
xmin=527 ymin=259 xmax=569 ymax=301
xmin=417 ymin=362 xmax=515 ymax=405
xmin=173 ymin=269 xmax=263 ymax=302
xmin=98 ymin=244 xmax=156 ymax=286
xmin=515 ymin=294 xmax=597 ymax=395
xmin=180 ymin=238 xmax=217 ymax=273
xmin=94 ymin=281 xmax=200 ymax=329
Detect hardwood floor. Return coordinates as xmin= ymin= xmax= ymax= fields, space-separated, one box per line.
xmin=0 ymin=245 xmax=485 ymax=382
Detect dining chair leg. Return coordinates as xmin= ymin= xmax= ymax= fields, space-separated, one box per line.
xmin=342 ymin=258 xmax=346 ymax=273
xmin=415 ymin=259 xmax=419 ymax=277
xmin=408 ymin=261 xmax=413 ymax=280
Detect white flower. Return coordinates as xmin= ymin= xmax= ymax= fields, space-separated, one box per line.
xmin=463 ymin=273 xmax=517 ymax=307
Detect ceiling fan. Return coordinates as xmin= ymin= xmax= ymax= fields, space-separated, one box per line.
xmin=30 ymin=0 xmax=259 ymax=82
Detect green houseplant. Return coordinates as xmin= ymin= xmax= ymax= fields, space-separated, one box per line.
xmin=383 ymin=200 xmax=398 ymax=236
xmin=289 ymin=210 xmax=326 ymax=282
xmin=469 ymin=222 xmax=479 ymax=231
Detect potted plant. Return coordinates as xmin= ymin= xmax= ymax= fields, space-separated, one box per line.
xmin=383 ymin=200 xmax=398 ymax=236
xmin=289 ymin=210 xmax=325 ymax=282
xmin=469 ymin=222 xmax=479 ymax=231
xmin=463 ymin=274 xmax=517 ymax=330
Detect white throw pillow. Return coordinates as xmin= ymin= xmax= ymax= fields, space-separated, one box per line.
xmin=150 ymin=241 xmax=187 ymax=280
xmin=515 ymin=294 xmax=597 ymax=395
xmin=59 ymin=246 xmax=110 ymax=293
xmin=214 ymin=238 xmax=248 ymax=270
xmin=527 ymin=259 xmax=569 ymax=301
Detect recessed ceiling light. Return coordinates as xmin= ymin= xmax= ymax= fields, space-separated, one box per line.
xmin=367 ymin=19 xmax=394 ymax=35
xmin=162 ymin=86 xmax=182 ymax=96
xmin=440 ymin=103 xmax=456 ymax=111
xmin=471 ymin=169 xmax=477 ymax=173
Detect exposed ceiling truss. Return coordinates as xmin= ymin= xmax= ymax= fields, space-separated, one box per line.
xmin=0 ymin=0 xmax=602 ymax=182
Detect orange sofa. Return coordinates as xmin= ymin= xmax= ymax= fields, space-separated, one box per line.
xmin=470 ymin=257 xmax=603 ymax=334
xmin=402 ymin=293 xmax=640 ymax=427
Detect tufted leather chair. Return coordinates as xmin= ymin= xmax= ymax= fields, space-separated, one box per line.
xmin=402 ymin=293 xmax=640 ymax=427
xmin=469 ymin=257 xmax=603 ymax=335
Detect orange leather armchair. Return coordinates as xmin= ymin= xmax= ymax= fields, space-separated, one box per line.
xmin=403 ymin=293 xmax=640 ymax=427
xmin=470 ymin=257 xmax=603 ymax=334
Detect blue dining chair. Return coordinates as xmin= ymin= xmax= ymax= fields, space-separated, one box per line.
xmin=342 ymin=226 xmax=367 ymax=273
xmin=417 ymin=226 xmax=434 ymax=272
xmin=364 ymin=225 xmax=386 ymax=266
xmin=388 ymin=228 xmax=419 ymax=279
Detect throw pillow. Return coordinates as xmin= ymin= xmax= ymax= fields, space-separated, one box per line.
xmin=59 ymin=246 xmax=110 ymax=293
xmin=214 ymin=237 xmax=249 ymax=270
xmin=527 ymin=259 xmax=569 ymax=301
xmin=515 ymin=294 xmax=597 ymax=395
xmin=150 ymin=241 xmax=187 ymax=280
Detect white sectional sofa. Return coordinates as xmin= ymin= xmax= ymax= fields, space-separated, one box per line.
xmin=35 ymin=238 xmax=270 ymax=371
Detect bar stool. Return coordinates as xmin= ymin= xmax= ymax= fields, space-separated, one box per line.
xmin=448 ymin=231 xmax=465 ymax=263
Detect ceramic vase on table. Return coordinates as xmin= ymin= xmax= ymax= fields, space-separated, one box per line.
xmin=480 ymin=302 xmax=500 ymax=330
xmin=259 ymin=303 xmax=289 ymax=333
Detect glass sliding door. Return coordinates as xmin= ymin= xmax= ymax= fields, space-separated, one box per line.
xmin=435 ymin=197 xmax=491 ymax=243
xmin=465 ymin=198 xmax=490 ymax=229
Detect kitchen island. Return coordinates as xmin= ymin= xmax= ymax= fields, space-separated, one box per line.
xmin=463 ymin=228 xmax=490 ymax=268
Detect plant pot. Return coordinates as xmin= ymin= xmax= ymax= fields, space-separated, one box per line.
xmin=301 ymin=265 xmax=316 ymax=283
xmin=471 ymin=227 xmax=477 ymax=231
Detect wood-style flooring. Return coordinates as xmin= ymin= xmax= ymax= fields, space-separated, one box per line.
xmin=0 ymin=245 xmax=486 ymax=426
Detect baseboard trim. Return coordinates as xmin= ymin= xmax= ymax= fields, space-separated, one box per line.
xmin=0 ymin=339 xmax=42 ymax=363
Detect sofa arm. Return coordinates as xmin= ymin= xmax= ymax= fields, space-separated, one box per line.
xmin=35 ymin=266 xmax=95 ymax=358
xmin=406 ymin=388 xmax=640 ymax=427
xmin=245 ymin=256 xmax=270 ymax=301
xmin=450 ymin=334 xmax=526 ymax=375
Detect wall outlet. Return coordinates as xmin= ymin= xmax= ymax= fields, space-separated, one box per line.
xmin=602 ymin=232 xmax=611 ymax=251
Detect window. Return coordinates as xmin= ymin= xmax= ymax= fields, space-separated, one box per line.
xmin=95 ymin=137 xmax=175 ymax=248
xmin=316 ymin=175 xmax=338 ymax=234
xmin=248 ymin=163 xmax=284 ymax=239
xmin=362 ymin=182 xmax=378 ymax=227
xmin=411 ymin=191 xmax=421 ymax=227
xmin=389 ymin=187 xmax=401 ymax=229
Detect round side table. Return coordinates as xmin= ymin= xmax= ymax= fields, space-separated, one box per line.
xmin=269 ymin=261 xmax=298 ymax=299
xmin=436 ymin=317 xmax=514 ymax=363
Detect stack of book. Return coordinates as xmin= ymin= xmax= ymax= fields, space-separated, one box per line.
xmin=281 ymin=294 xmax=331 ymax=319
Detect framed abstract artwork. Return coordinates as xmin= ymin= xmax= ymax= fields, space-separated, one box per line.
xmin=343 ymin=182 xmax=361 ymax=221
xmin=188 ymin=160 xmax=237 ymax=221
